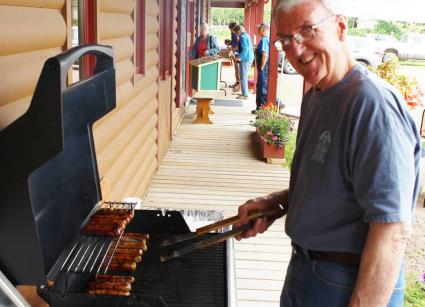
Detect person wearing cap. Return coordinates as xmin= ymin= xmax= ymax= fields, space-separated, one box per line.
xmin=189 ymin=22 xmax=219 ymax=59
xmin=234 ymin=0 xmax=419 ymax=306
xmin=253 ymin=23 xmax=270 ymax=113
xmin=228 ymin=22 xmax=240 ymax=90
xmin=233 ymin=24 xmax=254 ymax=100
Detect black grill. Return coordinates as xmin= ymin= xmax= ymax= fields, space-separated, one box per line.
xmin=0 ymin=45 xmax=235 ymax=307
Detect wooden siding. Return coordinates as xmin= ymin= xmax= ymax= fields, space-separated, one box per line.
xmin=94 ymin=0 xmax=164 ymax=200
xmin=143 ymin=104 xmax=291 ymax=306
xmin=0 ymin=1 xmax=68 ymax=129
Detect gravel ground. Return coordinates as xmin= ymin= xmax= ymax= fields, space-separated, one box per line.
xmin=405 ymin=204 xmax=425 ymax=277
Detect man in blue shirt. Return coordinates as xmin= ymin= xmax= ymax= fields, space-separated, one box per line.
xmin=235 ymin=0 xmax=420 ymax=306
xmin=254 ymin=23 xmax=270 ymax=113
xmin=228 ymin=22 xmax=240 ymax=90
xmin=233 ymin=25 xmax=254 ymax=100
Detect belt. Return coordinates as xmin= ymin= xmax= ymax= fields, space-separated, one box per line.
xmin=291 ymin=242 xmax=361 ymax=266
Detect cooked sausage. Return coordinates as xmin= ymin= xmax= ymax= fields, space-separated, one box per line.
xmin=88 ymin=281 xmax=131 ymax=292
xmin=124 ymin=233 xmax=150 ymax=240
xmin=88 ymin=289 xmax=130 ymax=296
xmin=96 ymin=275 xmax=135 ymax=284
xmin=104 ymin=261 xmax=137 ymax=272
xmin=107 ymin=253 xmax=142 ymax=263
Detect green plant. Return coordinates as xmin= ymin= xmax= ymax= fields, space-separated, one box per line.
xmin=404 ymin=273 xmax=425 ymax=307
xmin=284 ymin=131 xmax=297 ymax=169
xmin=252 ymin=104 xmax=293 ymax=147
xmin=369 ymin=58 xmax=424 ymax=109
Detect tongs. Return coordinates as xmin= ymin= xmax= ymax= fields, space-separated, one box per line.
xmin=159 ymin=206 xmax=284 ymax=262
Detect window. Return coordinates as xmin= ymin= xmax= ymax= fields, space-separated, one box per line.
xmin=135 ymin=0 xmax=145 ymax=75
xmin=159 ymin=0 xmax=174 ymax=80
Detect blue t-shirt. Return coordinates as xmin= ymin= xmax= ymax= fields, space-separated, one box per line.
xmin=256 ymin=36 xmax=269 ymax=68
xmin=286 ymin=64 xmax=420 ymax=254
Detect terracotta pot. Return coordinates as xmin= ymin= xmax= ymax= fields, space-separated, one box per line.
xmin=256 ymin=128 xmax=285 ymax=159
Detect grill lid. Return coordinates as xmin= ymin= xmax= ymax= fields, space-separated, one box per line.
xmin=0 ymin=45 xmax=116 ymax=285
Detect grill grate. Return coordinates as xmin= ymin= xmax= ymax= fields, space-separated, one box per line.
xmin=132 ymin=234 xmax=227 ymax=307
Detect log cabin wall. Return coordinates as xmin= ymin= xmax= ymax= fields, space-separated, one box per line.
xmin=94 ymin=0 xmax=164 ymax=200
xmin=0 ymin=0 xmax=184 ymax=201
xmin=0 ymin=0 xmax=70 ymax=130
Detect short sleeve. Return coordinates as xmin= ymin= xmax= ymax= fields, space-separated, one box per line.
xmin=260 ymin=38 xmax=269 ymax=54
xmin=350 ymin=93 xmax=418 ymax=223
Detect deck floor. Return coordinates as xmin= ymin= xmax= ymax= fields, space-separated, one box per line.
xmin=143 ymin=101 xmax=291 ymax=306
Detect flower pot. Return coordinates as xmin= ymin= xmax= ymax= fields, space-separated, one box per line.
xmin=256 ymin=127 xmax=285 ymax=159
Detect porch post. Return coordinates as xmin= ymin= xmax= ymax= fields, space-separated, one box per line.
xmin=267 ymin=0 xmax=278 ymax=105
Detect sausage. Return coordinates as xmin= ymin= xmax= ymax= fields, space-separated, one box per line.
xmin=107 ymin=253 xmax=142 ymax=263
xmin=96 ymin=209 xmax=134 ymax=219
xmin=113 ymin=249 xmax=143 ymax=256
xmin=88 ymin=281 xmax=131 ymax=292
xmin=96 ymin=275 xmax=135 ymax=284
xmin=124 ymin=233 xmax=150 ymax=240
xmin=117 ymin=241 xmax=147 ymax=252
xmin=104 ymin=261 xmax=137 ymax=272
xmin=120 ymin=237 xmax=147 ymax=245
xmin=81 ymin=225 xmax=124 ymax=236
xmin=88 ymin=289 xmax=130 ymax=296
xmin=86 ymin=218 xmax=127 ymax=228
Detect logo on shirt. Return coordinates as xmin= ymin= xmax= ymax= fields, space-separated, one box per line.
xmin=311 ymin=131 xmax=331 ymax=164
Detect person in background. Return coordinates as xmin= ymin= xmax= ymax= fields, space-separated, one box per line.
xmin=235 ymin=0 xmax=420 ymax=306
xmin=189 ymin=22 xmax=219 ymax=59
xmin=228 ymin=22 xmax=240 ymax=91
xmin=253 ymin=23 xmax=270 ymax=114
xmin=233 ymin=24 xmax=254 ymax=100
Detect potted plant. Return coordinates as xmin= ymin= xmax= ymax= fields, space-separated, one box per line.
xmin=252 ymin=103 xmax=293 ymax=160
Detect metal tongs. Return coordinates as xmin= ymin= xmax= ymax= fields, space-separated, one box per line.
xmin=159 ymin=206 xmax=285 ymax=262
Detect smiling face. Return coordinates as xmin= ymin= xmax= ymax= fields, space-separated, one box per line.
xmin=274 ymin=0 xmax=354 ymax=89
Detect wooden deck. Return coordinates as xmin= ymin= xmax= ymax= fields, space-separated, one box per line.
xmin=143 ymin=101 xmax=291 ymax=306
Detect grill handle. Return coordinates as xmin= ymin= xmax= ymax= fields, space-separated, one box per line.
xmin=57 ymin=44 xmax=114 ymax=82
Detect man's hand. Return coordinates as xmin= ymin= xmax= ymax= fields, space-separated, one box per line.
xmin=234 ymin=189 xmax=289 ymax=240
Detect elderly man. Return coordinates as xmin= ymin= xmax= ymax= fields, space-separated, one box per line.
xmin=254 ymin=23 xmax=270 ymax=113
xmin=233 ymin=24 xmax=254 ymax=100
xmin=189 ymin=22 xmax=219 ymax=59
xmin=235 ymin=0 xmax=420 ymax=306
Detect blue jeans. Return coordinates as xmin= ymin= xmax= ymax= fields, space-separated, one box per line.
xmin=256 ymin=65 xmax=268 ymax=108
xmin=239 ymin=60 xmax=253 ymax=96
xmin=281 ymin=251 xmax=405 ymax=306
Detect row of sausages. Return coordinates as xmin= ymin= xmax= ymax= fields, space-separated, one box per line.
xmin=81 ymin=208 xmax=135 ymax=236
xmin=88 ymin=232 xmax=150 ymax=296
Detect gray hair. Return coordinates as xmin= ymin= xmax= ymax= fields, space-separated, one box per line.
xmin=232 ymin=24 xmax=245 ymax=33
xmin=273 ymin=0 xmax=345 ymax=16
xmin=200 ymin=22 xmax=209 ymax=31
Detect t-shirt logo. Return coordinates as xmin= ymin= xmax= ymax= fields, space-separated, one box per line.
xmin=311 ymin=131 xmax=331 ymax=164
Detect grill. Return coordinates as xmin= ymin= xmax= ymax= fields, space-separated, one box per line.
xmin=0 ymin=45 xmax=236 ymax=307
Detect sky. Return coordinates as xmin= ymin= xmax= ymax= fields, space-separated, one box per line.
xmin=338 ymin=0 xmax=425 ymax=23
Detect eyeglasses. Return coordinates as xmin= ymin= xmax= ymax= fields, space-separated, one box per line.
xmin=273 ymin=15 xmax=335 ymax=51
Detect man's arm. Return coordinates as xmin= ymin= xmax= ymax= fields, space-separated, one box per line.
xmin=349 ymin=222 xmax=412 ymax=307
xmin=261 ymin=52 xmax=268 ymax=71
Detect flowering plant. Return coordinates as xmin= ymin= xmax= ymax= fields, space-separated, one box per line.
xmin=252 ymin=103 xmax=293 ymax=147
xmin=369 ymin=59 xmax=424 ymax=109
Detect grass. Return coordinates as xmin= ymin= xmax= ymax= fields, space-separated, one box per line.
xmin=404 ymin=273 xmax=425 ymax=307
xmin=400 ymin=60 xmax=425 ymax=67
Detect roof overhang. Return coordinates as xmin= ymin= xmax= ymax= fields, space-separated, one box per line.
xmin=211 ymin=0 xmax=245 ymax=8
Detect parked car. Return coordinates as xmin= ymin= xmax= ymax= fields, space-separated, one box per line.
xmin=345 ymin=35 xmax=383 ymax=68
xmin=367 ymin=33 xmax=425 ymax=62
xmin=278 ymin=35 xmax=382 ymax=75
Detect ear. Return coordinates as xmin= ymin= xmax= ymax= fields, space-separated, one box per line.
xmin=336 ymin=15 xmax=348 ymax=39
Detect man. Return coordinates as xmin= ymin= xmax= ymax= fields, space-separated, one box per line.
xmin=233 ymin=25 xmax=254 ymax=100
xmin=254 ymin=23 xmax=270 ymax=114
xmin=235 ymin=0 xmax=420 ymax=306
xmin=228 ymin=22 xmax=240 ymax=90
xmin=189 ymin=22 xmax=219 ymax=59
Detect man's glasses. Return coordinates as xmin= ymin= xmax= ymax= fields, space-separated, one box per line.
xmin=273 ymin=15 xmax=335 ymax=51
